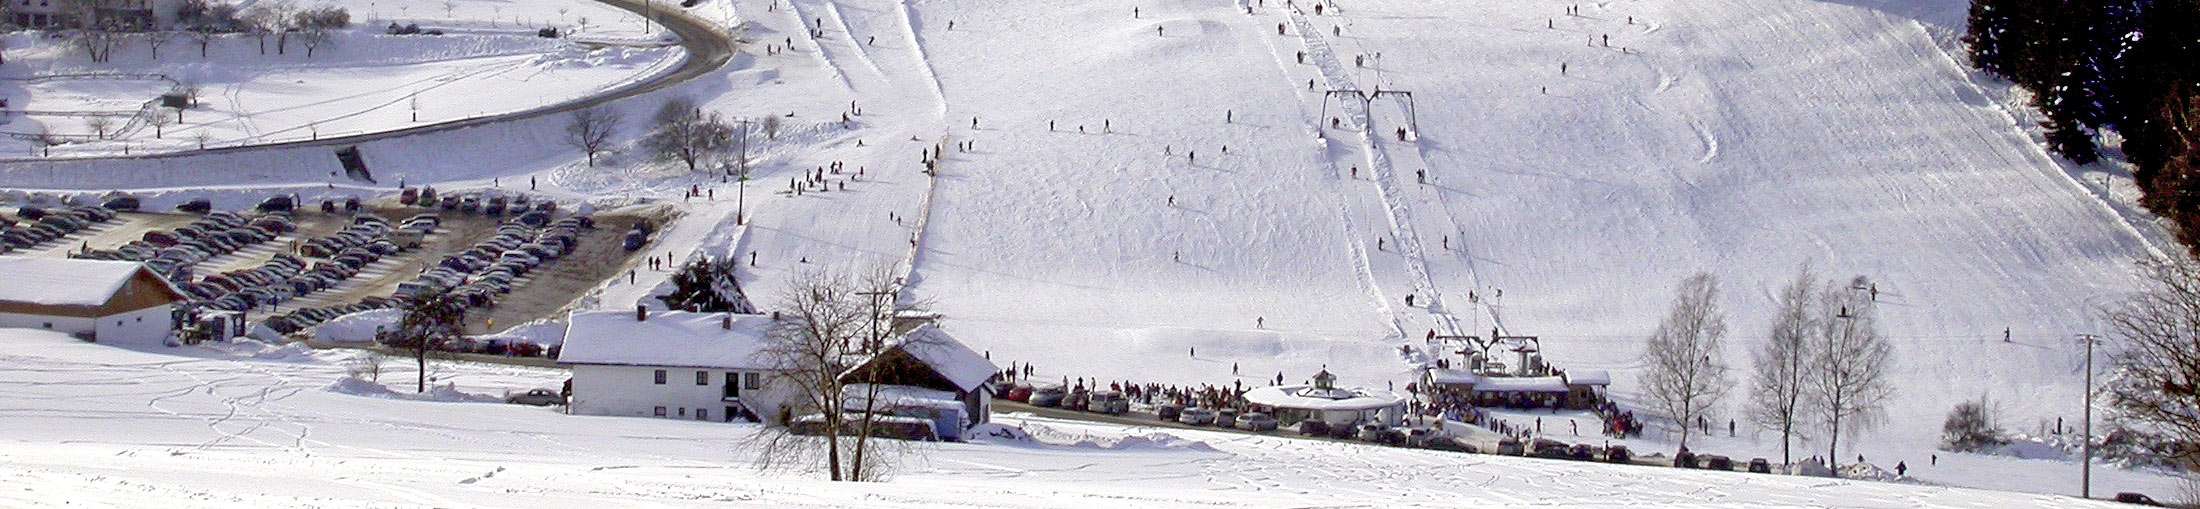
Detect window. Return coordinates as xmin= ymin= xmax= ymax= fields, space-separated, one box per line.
xmin=724 ymin=372 xmax=740 ymax=399
xmin=653 ymin=406 xmax=667 ymax=416
xmin=136 ymin=317 xmax=142 ymax=322
xmin=678 ymin=408 xmax=687 ymax=416
xmin=744 ymin=372 xmax=761 ymax=390
xmin=696 ymin=409 xmax=708 ymax=421
xmin=117 ymin=320 xmax=124 ymax=326
xmin=695 ymin=371 xmax=708 ymax=386
xmin=653 ymin=369 xmax=666 ymax=384
xmin=42 ymin=322 xmax=52 ymax=329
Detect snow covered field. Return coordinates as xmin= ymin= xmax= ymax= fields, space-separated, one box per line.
xmin=0 ymin=329 xmax=2137 ymax=507
xmin=0 ymin=0 xmax=682 ymax=158
xmin=0 ymin=0 xmax=2189 ymax=502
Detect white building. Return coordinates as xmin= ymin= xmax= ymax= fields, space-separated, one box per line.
xmin=1242 ymin=370 xmax=1406 ymax=427
xmin=0 ymin=256 xmax=182 ymax=347
xmin=558 ymin=309 xmax=795 ymax=424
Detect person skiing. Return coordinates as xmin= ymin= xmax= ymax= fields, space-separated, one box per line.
xmin=1896 ymin=461 xmax=1908 ymax=477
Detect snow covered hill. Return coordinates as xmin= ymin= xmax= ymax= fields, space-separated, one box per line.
xmin=0 ymin=329 xmax=2137 ymax=507
xmin=0 ymin=0 xmax=2182 ymax=500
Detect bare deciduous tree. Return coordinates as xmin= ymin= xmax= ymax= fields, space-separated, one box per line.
xmin=762 ymin=114 xmax=782 ymax=140
xmin=84 ymin=116 xmax=115 ymax=139
xmin=147 ymin=111 xmax=176 ymax=138
xmin=191 ymin=130 xmax=214 ymax=149
xmin=1749 ymin=266 xmax=1817 ymax=466
xmin=753 ymin=265 xmax=929 ymax=482
xmin=1810 ymin=275 xmax=1894 ymax=471
xmin=642 ymin=99 xmax=733 ymax=171
xmin=297 ymin=28 xmax=330 ymax=57
xmin=74 ymin=28 xmax=118 ymax=63
xmin=1642 ymin=272 xmax=1731 ymax=450
xmin=565 ymin=105 xmax=623 ymax=167
xmin=189 ymin=27 xmax=218 ymax=58
xmin=392 ymin=290 xmax=466 ymax=393
xmin=145 ymin=30 xmax=172 ymax=59
xmin=2103 ymin=258 xmax=2200 ymax=470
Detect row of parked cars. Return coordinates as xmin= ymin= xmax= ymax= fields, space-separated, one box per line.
xmin=399 ymin=212 xmax=590 ymax=308
xmin=74 ymin=211 xmax=290 ymax=282
xmin=1 ymin=205 xmax=117 ymax=254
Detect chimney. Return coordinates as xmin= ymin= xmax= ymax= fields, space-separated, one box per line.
xmin=636 ymin=304 xmax=648 ymax=322
xmin=721 ymin=314 xmax=733 ymax=330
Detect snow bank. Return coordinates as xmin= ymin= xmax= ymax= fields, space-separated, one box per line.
xmin=312 ymin=308 xmax=403 ymax=344
xmin=326 ymin=376 xmax=501 ymax=403
xmin=204 ymin=338 xmax=324 ymax=363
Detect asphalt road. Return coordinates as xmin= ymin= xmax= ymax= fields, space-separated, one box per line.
xmin=1 ymin=0 xmax=734 ymax=163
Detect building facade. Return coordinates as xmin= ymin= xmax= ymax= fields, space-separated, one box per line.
xmin=558 ymin=309 xmax=796 ymax=424
xmin=0 ymin=256 xmax=182 ymax=346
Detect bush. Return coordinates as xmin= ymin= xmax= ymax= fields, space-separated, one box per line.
xmin=1941 ymin=397 xmax=2007 ymax=452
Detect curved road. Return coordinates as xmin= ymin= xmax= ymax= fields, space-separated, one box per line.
xmin=0 ymin=0 xmax=732 ymax=163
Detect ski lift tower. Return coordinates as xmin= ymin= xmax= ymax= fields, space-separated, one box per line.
xmin=1441 ymin=329 xmax=1541 ymax=376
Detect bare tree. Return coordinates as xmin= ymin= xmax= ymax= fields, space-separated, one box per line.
xmin=241 ymin=4 xmax=281 ymax=54
xmin=1641 ymin=272 xmax=1731 ymax=449
xmin=145 ymin=31 xmax=172 ymax=59
xmin=754 ymin=265 xmax=928 ymax=482
xmin=762 ymin=114 xmax=782 ymax=140
xmin=74 ymin=28 xmax=117 ymax=63
xmin=565 ymin=105 xmax=623 ymax=167
xmin=1749 ymin=266 xmax=1817 ymax=466
xmin=189 ymin=27 xmax=218 ymax=58
xmin=392 ymin=291 xmax=466 ymax=393
xmin=147 ymin=111 xmax=176 ymax=138
xmin=642 ymin=99 xmax=733 ymax=171
xmin=191 ymin=130 xmax=214 ymax=149
xmin=2103 ymin=258 xmax=2200 ymax=470
xmin=85 ymin=116 xmax=115 ymax=139
xmin=297 ymin=28 xmax=330 ymax=57
xmin=1809 ymin=275 xmax=1895 ymax=471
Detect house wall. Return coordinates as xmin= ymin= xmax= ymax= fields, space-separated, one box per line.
xmin=568 ymin=364 xmax=794 ymax=425
xmin=0 ymin=312 xmax=95 ymax=337
xmin=90 ymin=304 xmax=172 ymax=346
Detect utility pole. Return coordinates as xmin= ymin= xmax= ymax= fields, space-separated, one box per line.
xmin=730 ymin=118 xmax=753 ymax=225
xmin=2078 ymin=333 xmax=2101 ymax=499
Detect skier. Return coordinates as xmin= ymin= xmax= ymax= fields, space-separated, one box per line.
xmin=868 ymin=36 xmax=876 ymax=46
xmin=1257 ymin=316 xmax=1265 ymax=328
xmin=1134 ymin=7 xmax=1140 ymax=17
xmin=1377 ymin=237 xmax=1385 ymax=250
xmin=1561 ymin=62 xmax=1568 ymax=75
xmin=1602 ymin=34 xmax=1609 ymax=47
xmin=1158 ymin=25 xmax=1164 ymax=36
xmin=1049 ymin=120 xmax=1055 ymax=131
xmin=1168 ymin=195 xmax=1175 ymax=206
xmin=1896 ymin=461 xmax=1908 ymax=477
xmin=1227 ymin=109 xmax=1234 ymax=123
xmin=1406 ymin=294 xmax=1415 ymax=306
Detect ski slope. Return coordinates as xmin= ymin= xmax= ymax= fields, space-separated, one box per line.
xmin=0 ymin=329 xmax=2136 ymax=507
xmin=0 ymin=0 xmax=2180 ymax=500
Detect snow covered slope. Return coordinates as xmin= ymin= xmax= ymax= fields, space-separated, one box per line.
xmin=0 ymin=329 xmax=2134 ymax=507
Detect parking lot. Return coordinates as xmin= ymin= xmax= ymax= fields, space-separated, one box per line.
xmin=2 ymin=193 xmax=669 ymax=339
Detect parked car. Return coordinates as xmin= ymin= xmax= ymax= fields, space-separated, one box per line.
xmin=1673 ymin=449 xmax=1700 ymax=469
xmin=1155 ymin=403 xmax=1183 ymax=422
xmin=1214 ymin=408 xmax=1239 ymax=428
xmin=1235 ymin=412 xmax=1278 ymax=431
xmin=1747 ymin=458 xmax=1772 ymax=473
xmin=505 ymin=389 xmax=565 ymax=406
xmin=2116 ymin=492 xmax=2165 ymax=506
xmin=1177 ymin=407 xmax=1217 ymax=426
xmin=1004 ymin=384 xmax=1033 ymax=403
xmin=1605 ymin=445 xmax=1632 ymax=463
xmin=257 ymin=195 xmax=295 ymax=213
xmin=1497 ymin=438 xmax=1525 ymax=456
xmin=1029 ymin=387 xmax=1067 ymax=408
xmin=1702 ymin=455 xmax=1733 ymax=471
xmin=1086 ymin=390 xmax=1128 ymax=415
xmin=177 ymin=198 xmax=214 ymax=214
xmin=102 ymin=196 xmax=141 ymax=212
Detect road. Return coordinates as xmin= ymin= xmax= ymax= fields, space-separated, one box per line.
xmin=0 ymin=0 xmax=734 ymax=163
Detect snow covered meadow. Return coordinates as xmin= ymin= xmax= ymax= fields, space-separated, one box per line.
xmin=0 ymin=0 xmax=682 ymax=158
xmin=0 ymin=329 xmax=2139 ymax=507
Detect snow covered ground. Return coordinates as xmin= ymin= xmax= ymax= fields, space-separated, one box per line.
xmin=0 ymin=0 xmax=2188 ymax=501
xmin=0 ymin=328 xmax=2140 ymax=507
xmin=0 ymin=0 xmax=682 ymax=158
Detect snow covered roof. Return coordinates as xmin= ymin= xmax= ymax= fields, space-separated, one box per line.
xmin=1565 ymin=370 xmax=1611 ymax=386
xmin=557 ymin=310 xmax=778 ymax=370
xmin=0 ymin=256 xmax=178 ymax=307
xmin=1471 ymin=376 xmax=1571 ymax=393
xmin=1425 ymin=368 xmax=1482 ymax=386
xmin=1242 ymin=384 xmax=1405 ymax=411
xmin=880 ymin=324 xmax=998 ymax=392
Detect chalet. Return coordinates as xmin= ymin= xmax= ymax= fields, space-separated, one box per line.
xmin=838 ymin=324 xmax=999 ymax=440
xmin=558 ymin=308 xmax=795 ymax=424
xmin=0 ymin=256 xmax=183 ymax=346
